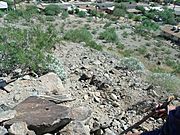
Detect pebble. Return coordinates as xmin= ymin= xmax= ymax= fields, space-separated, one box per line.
xmin=84 ymin=94 xmax=89 ymax=100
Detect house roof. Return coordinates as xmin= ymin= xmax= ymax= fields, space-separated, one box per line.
xmin=162 ymin=25 xmax=180 ymax=39
xmin=0 ymin=1 xmax=8 ymax=9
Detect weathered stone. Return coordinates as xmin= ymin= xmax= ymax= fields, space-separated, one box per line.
xmin=8 ymin=122 xmax=29 ymax=135
xmin=69 ymin=106 xmax=91 ymax=122
xmin=59 ymin=121 xmax=90 ymax=135
xmin=4 ymin=96 xmax=72 ymax=135
xmin=0 ymin=110 xmax=16 ymax=123
xmin=0 ymin=126 xmax=8 ymax=135
xmin=38 ymin=72 xmax=65 ymax=94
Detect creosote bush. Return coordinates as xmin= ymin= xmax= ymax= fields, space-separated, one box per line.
xmin=99 ymin=28 xmax=118 ymax=43
xmin=44 ymin=4 xmax=62 ymax=16
xmin=64 ymin=28 xmax=102 ymax=51
xmin=0 ymin=25 xmax=59 ymax=75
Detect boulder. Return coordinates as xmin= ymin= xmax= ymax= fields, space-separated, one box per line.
xmin=4 ymin=96 xmax=72 ymax=135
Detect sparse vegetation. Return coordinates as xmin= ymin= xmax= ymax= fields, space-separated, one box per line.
xmin=147 ymin=73 xmax=180 ymax=92
xmin=119 ymin=57 xmax=145 ymax=71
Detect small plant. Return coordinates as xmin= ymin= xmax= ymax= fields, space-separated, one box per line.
xmin=119 ymin=57 xmax=145 ymax=71
xmin=85 ymin=40 xmax=102 ymax=51
xmin=99 ymin=28 xmax=118 ymax=43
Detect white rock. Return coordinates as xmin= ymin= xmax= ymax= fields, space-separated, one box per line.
xmin=84 ymin=94 xmax=89 ymax=100
xmin=0 ymin=110 xmax=17 ymax=123
xmin=8 ymin=122 xmax=29 ymax=135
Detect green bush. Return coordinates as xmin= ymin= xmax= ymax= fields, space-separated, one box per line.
xmin=147 ymin=73 xmax=180 ymax=92
xmin=64 ymin=28 xmax=101 ymax=51
xmin=0 ymin=25 xmax=58 ymax=74
xmin=77 ymin=11 xmax=86 ymax=18
xmin=86 ymin=40 xmax=102 ymax=51
xmin=5 ymin=10 xmax=22 ymax=22
xmin=99 ymin=28 xmax=118 ymax=43
xmin=113 ymin=3 xmax=126 ymax=18
xmin=64 ymin=28 xmax=92 ymax=43
xmin=44 ymin=5 xmax=61 ymax=16
xmin=119 ymin=57 xmax=145 ymax=71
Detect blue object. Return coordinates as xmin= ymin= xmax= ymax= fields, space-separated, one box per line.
xmin=141 ymin=106 xmax=180 ymax=135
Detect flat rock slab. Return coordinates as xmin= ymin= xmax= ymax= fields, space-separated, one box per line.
xmin=4 ymin=96 xmax=72 ymax=135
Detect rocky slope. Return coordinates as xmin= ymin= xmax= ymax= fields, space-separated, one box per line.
xmin=0 ymin=41 xmax=179 ymax=135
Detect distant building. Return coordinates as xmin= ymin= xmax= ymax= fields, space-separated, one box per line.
xmin=161 ymin=25 xmax=180 ymax=44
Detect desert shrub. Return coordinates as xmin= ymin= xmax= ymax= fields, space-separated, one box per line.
xmin=128 ymin=13 xmax=134 ymax=19
xmin=119 ymin=57 xmax=145 ymax=71
xmin=113 ymin=3 xmax=126 ymax=18
xmin=86 ymin=40 xmax=102 ymax=51
xmin=147 ymin=73 xmax=180 ymax=92
xmin=64 ymin=28 xmax=101 ymax=51
xmin=99 ymin=28 xmax=118 ymax=43
xmin=44 ymin=5 xmax=61 ymax=16
xmin=136 ymin=6 xmax=145 ymax=14
xmin=77 ymin=11 xmax=86 ymax=18
xmin=61 ymin=10 xmax=69 ymax=19
xmin=64 ymin=28 xmax=92 ymax=43
xmin=5 ymin=10 xmax=22 ymax=22
xmin=46 ymin=55 xmax=66 ymax=80
xmin=0 ymin=25 xmax=58 ymax=75
xmin=116 ymin=42 xmax=125 ymax=50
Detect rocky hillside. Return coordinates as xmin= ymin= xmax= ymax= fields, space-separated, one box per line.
xmin=0 ymin=5 xmax=180 ymax=135
xmin=0 ymin=41 xmax=179 ymax=135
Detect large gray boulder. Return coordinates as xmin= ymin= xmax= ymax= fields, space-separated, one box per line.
xmin=4 ymin=96 xmax=72 ymax=135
